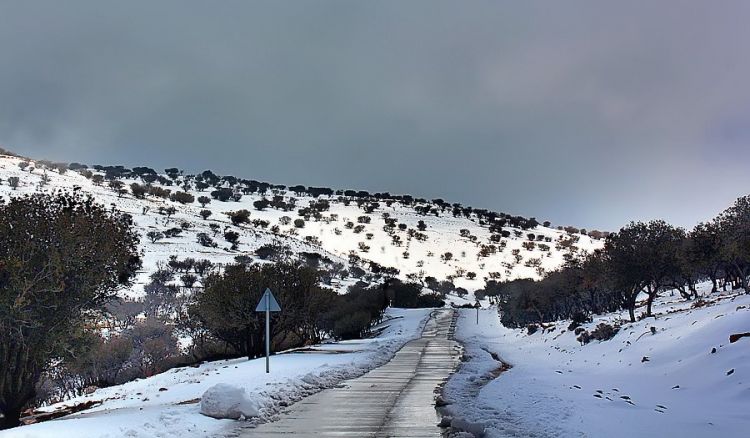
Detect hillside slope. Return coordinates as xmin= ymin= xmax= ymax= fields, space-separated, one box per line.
xmin=0 ymin=152 xmax=602 ymax=296
xmin=445 ymin=284 xmax=750 ymax=437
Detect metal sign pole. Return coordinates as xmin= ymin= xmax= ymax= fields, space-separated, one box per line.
xmin=255 ymin=288 xmax=281 ymax=373
xmin=265 ymin=295 xmax=270 ymax=373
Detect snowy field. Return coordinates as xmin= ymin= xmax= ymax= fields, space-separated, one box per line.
xmin=0 ymin=308 xmax=432 ymax=438
xmin=444 ymin=284 xmax=750 ymax=437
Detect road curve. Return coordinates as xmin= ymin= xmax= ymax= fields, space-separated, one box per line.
xmin=238 ymin=309 xmax=461 ymax=437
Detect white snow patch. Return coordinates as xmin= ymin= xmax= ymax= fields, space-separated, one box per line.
xmin=444 ymin=285 xmax=750 ymax=437
xmin=199 ymin=384 xmax=260 ymax=420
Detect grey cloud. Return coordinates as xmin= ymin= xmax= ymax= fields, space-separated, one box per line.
xmin=1 ymin=0 xmax=749 ymax=230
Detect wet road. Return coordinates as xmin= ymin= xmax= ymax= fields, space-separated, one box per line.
xmin=239 ymin=309 xmax=461 ymax=437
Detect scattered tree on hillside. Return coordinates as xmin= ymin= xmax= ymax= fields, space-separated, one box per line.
xmin=227 ymin=209 xmax=251 ymax=226
xmin=198 ymin=196 xmax=211 ymax=207
xmin=170 ymin=191 xmax=195 ymax=204
xmin=147 ymin=231 xmax=164 ymax=244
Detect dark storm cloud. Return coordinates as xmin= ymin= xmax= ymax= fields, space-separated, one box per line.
xmin=2 ymin=0 xmax=750 ymax=230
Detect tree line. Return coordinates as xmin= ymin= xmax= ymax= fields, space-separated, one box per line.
xmin=488 ymin=194 xmax=750 ymax=328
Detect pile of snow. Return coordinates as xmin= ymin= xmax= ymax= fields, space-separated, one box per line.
xmin=0 ymin=308 xmax=432 ymax=438
xmin=444 ymin=284 xmax=750 ymax=437
xmin=199 ymin=384 xmax=260 ymax=420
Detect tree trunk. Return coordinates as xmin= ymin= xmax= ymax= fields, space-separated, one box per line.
xmin=688 ymin=282 xmax=698 ymax=299
xmin=645 ymin=284 xmax=657 ymax=317
xmin=646 ymin=293 xmax=656 ymax=317
xmin=0 ymin=406 xmax=22 ymax=430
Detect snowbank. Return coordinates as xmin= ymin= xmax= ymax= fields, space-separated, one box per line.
xmin=444 ymin=287 xmax=750 ymax=437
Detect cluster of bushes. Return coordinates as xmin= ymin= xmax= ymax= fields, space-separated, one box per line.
xmin=491 ymin=194 xmax=750 ymax=328
xmin=382 ymin=279 xmax=445 ymax=308
xmin=184 ymin=262 xmax=388 ymax=358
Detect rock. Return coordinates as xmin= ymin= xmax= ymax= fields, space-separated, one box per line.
xmin=727 ymin=369 xmax=735 ymax=376
xmin=451 ymin=418 xmax=487 ymax=437
xmin=729 ymin=332 xmax=750 ymax=343
xmin=641 ymin=356 xmax=650 ymax=362
xmin=711 ymin=347 xmax=717 ymax=354
xmin=438 ymin=416 xmax=452 ymax=427
xmin=435 ymin=395 xmax=450 ymax=407
xmin=200 ymin=383 xmax=261 ymax=420
xmin=158 ymin=387 xmax=168 ymax=392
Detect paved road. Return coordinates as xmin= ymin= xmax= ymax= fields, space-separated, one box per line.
xmin=239 ymin=309 xmax=461 ymax=437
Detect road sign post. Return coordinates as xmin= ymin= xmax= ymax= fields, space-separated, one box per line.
xmin=475 ymin=301 xmax=481 ymax=325
xmin=255 ymin=288 xmax=281 ymax=373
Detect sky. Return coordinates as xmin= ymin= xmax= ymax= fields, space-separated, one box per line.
xmin=1 ymin=0 xmax=749 ymax=231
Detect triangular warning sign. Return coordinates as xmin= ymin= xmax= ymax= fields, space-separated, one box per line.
xmin=255 ymin=288 xmax=281 ymax=312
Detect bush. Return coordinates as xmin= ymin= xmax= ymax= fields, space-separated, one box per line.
xmin=164 ymin=227 xmax=182 ymax=238
xmin=332 ymin=311 xmax=373 ymax=340
xmin=198 ymin=196 xmax=211 ymax=207
xmin=253 ymin=199 xmax=270 ymax=210
xmin=224 ymin=231 xmax=240 ymax=249
xmin=590 ymin=323 xmax=618 ymax=341
xmin=7 ymin=176 xmax=19 ymax=189
xmin=0 ymin=192 xmax=140 ymax=428
xmin=130 ymin=182 xmax=148 ymax=199
xmin=170 ymin=191 xmax=195 ymax=204
xmin=294 ymin=218 xmax=305 ymax=228
xmin=576 ymin=323 xmax=619 ymax=345
xmin=211 ymin=188 xmax=234 ymax=202
xmin=188 ymin=263 xmax=339 ymax=358
xmin=147 ymin=231 xmax=164 ymax=244
xmin=567 ymin=311 xmax=591 ymax=331
xmin=416 ymin=293 xmax=445 ymax=308
xmin=197 ymin=232 xmax=217 ymax=248
xmin=227 ymin=209 xmax=251 ymax=226
xmin=200 ymin=209 xmax=212 ymax=220
xmin=148 ymin=186 xmax=171 ymax=199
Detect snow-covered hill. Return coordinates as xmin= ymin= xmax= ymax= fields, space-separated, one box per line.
xmin=0 ymin=152 xmax=603 ymax=296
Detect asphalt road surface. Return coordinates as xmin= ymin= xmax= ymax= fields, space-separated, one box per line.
xmin=239 ymin=309 xmax=461 ymax=437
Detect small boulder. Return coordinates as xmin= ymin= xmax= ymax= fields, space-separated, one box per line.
xmin=435 ymin=395 xmax=450 ymax=407
xmin=438 ymin=416 xmax=452 ymax=428
xmin=200 ymin=384 xmax=260 ymax=420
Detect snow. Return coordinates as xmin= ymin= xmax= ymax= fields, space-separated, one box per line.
xmin=199 ymin=384 xmax=260 ymax=420
xmin=0 ymin=153 xmax=603 ymax=299
xmin=444 ymin=285 xmax=750 ymax=437
xmin=0 ymin=308 xmax=432 ymax=438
